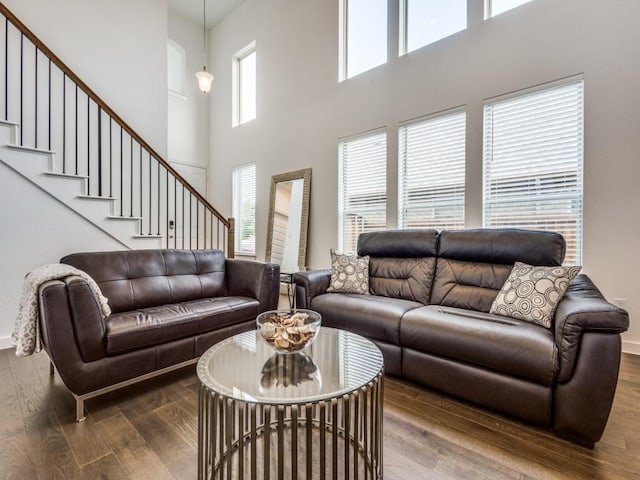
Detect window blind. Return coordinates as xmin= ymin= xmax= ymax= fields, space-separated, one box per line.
xmin=399 ymin=109 xmax=466 ymax=230
xmin=339 ymin=131 xmax=387 ymax=254
xmin=483 ymin=80 xmax=584 ymax=265
xmin=232 ymin=163 xmax=256 ymax=255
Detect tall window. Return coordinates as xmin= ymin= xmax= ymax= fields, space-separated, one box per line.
xmin=338 ymin=131 xmax=387 ymax=253
xmin=167 ymin=40 xmax=186 ymax=95
xmin=485 ymin=0 xmax=532 ymax=18
xmin=340 ymin=0 xmax=387 ymax=80
xmin=483 ymin=79 xmax=584 ymax=264
xmin=400 ymin=0 xmax=467 ymax=55
xmin=232 ymin=163 xmax=256 ymax=255
xmin=399 ymin=108 xmax=466 ymax=230
xmin=233 ymin=42 xmax=256 ymax=126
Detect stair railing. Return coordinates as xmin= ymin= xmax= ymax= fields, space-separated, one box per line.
xmin=0 ymin=3 xmax=235 ymax=257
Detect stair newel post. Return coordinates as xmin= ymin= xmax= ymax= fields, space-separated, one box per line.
xmin=227 ymin=217 xmax=235 ymax=259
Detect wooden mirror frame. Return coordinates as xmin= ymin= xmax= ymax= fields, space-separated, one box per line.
xmin=265 ymin=168 xmax=312 ymax=267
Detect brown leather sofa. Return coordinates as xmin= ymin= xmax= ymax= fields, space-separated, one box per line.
xmin=38 ymin=249 xmax=279 ymax=421
xmin=293 ymin=229 xmax=629 ymax=447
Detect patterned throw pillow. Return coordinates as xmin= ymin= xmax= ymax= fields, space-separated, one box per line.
xmin=327 ymin=250 xmax=370 ymax=295
xmin=490 ymin=262 xmax=582 ymax=328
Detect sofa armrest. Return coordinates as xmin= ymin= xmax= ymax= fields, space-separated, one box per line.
xmin=226 ymin=259 xmax=280 ymax=312
xmin=554 ymin=274 xmax=629 ymax=381
xmin=293 ymin=269 xmax=331 ymax=309
xmin=39 ymin=276 xmax=107 ymax=363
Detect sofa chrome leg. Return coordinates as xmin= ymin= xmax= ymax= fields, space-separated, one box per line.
xmin=75 ymin=397 xmax=86 ymax=422
xmin=49 ymin=361 xmax=55 ymax=377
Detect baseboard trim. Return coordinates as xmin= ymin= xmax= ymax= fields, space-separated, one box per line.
xmin=622 ymin=341 xmax=640 ymax=356
xmin=0 ymin=335 xmax=14 ymax=351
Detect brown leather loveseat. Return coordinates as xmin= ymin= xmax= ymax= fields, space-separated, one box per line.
xmin=39 ymin=249 xmax=279 ymax=421
xmin=293 ymin=229 xmax=629 ymax=447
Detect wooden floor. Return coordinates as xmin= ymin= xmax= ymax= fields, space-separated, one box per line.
xmin=1 ymin=350 xmax=638 ymax=480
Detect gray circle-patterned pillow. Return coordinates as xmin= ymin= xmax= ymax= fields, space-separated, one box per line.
xmin=326 ymin=249 xmax=370 ymax=295
xmin=490 ymin=262 xmax=582 ymax=328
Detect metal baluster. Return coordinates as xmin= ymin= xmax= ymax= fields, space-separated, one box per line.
xmin=109 ymin=116 xmax=112 ymax=198
xmin=34 ymin=46 xmax=37 ymax=148
xmin=19 ymin=33 xmax=22 ymax=145
xmin=75 ymin=85 xmax=78 ymax=174
xmin=62 ymin=74 xmax=66 ymax=172
xmin=129 ymin=138 xmax=133 ymax=217
xmin=182 ymin=185 xmax=185 ymax=249
xmin=157 ymin=160 xmax=161 ymax=236
xmin=174 ymin=176 xmax=177 ymax=248
xmin=4 ymin=17 xmax=8 ymax=120
xmin=97 ymin=105 xmax=102 ymax=196
xmin=166 ymin=166 xmax=169 ymax=246
xmin=148 ymin=152 xmax=152 ymax=235
xmin=139 ymin=144 xmax=143 ymax=224
xmin=87 ymin=95 xmax=90 ymax=194
xmin=120 ymin=127 xmax=123 ymax=216
xmin=47 ymin=59 xmax=51 ymax=150
xmin=196 ymin=201 xmax=199 ymax=249
xmin=189 ymin=193 xmax=193 ymax=249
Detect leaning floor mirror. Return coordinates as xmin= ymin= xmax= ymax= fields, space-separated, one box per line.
xmin=265 ymin=168 xmax=311 ymax=270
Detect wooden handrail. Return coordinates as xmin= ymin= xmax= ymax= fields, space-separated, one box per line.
xmin=0 ymin=2 xmax=230 ymax=228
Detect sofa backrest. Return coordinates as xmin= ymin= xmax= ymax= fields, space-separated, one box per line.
xmin=431 ymin=229 xmax=566 ymax=312
xmin=358 ymin=229 xmax=438 ymax=305
xmin=61 ymin=249 xmax=227 ymax=314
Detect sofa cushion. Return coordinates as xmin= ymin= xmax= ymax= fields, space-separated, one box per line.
xmin=311 ymin=293 xmax=422 ymax=345
xmin=358 ymin=229 xmax=438 ymax=304
xmin=400 ymin=306 xmax=558 ymax=386
xmin=490 ymin=262 xmax=582 ymax=328
xmin=105 ymin=296 xmax=259 ymax=354
xmin=431 ymin=229 xmax=566 ymax=312
xmin=62 ymin=249 xmax=227 ymax=313
xmin=327 ymin=250 xmax=370 ymax=294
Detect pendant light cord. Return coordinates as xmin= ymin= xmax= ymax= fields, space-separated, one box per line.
xmin=202 ymin=0 xmax=207 ymax=69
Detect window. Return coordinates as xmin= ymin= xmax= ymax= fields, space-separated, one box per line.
xmin=232 ymin=163 xmax=256 ymax=255
xmin=338 ymin=131 xmax=387 ymax=254
xmin=400 ymin=0 xmax=467 ymax=55
xmin=483 ymin=79 xmax=584 ymax=264
xmin=233 ymin=42 xmax=256 ymax=126
xmin=340 ymin=0 xmax=387 ymax=80
xmin=485 ymin=0 xmax=532 ymax=18
xmin=167 ymin=40 xmax=186 ymax=95
xmin=399 ymin=108 xmax=466 ymax=230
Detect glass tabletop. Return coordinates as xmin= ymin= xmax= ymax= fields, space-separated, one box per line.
xmin=197 ymin=327 xmax=384 ymax=404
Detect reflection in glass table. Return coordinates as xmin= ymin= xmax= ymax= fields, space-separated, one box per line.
xmin=197 ymin=327 xmax=384 ymax=479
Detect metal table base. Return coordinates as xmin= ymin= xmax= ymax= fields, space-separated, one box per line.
xmin=198 ymin=372 xmax=384 ymax=480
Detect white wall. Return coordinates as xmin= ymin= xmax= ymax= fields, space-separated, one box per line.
xmin=168 ymin=8 xmax=210 ymax=171
xmin=209 ymin=0 xmax=640 ymax=352
xmin=2 ymin=0 xmax=168 ymax=157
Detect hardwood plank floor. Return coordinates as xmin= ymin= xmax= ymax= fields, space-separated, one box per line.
xmin=0 ymin=349 xmax=638 ymax=479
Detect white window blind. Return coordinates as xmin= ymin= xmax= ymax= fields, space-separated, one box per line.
xmin=339 ymin=131 xmax=387 ymax=254
xmin=399 ymin=109 xmax=466 ymax=230
xmin=232 ymin=163 xmax=256 ymax=255
xmin=483 ymin=80 xmax=584 ymax=265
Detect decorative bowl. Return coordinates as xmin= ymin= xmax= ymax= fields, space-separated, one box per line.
xmin=256 ymin=309 xmax=321 ymax=353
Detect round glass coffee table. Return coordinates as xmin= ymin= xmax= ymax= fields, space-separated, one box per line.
xmin=197 ymin=327 xmax=384 ymax=480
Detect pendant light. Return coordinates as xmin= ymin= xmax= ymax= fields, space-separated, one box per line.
xmin=196 ymin=0 xmax=214 ymax=94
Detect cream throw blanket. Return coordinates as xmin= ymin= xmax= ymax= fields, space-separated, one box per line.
xmin=11 ymin=264 xmax=111 ymax=357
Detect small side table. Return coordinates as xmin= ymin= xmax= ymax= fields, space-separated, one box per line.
xmin=280 ymin=267 xmax=304 ymax=310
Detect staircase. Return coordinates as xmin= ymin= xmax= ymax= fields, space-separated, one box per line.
xmin=0 ymin=3 xmax=234 ymax=254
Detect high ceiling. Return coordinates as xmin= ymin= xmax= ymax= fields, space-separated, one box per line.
xmin=168 ymin=0 xmax=243 ymax=28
